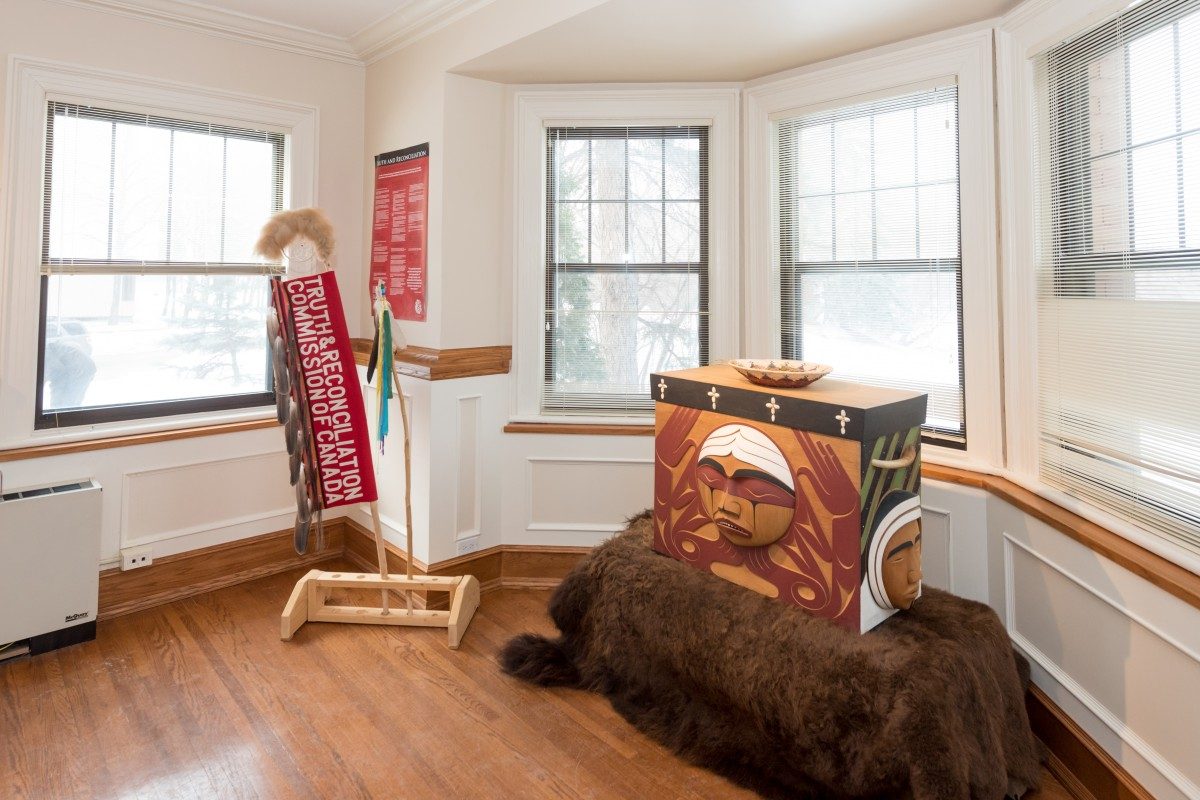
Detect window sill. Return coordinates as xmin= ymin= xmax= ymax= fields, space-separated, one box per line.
xmin=923 ymin=463 xmax=1200 ymax=613
xmin=0 ymin=413 xmax=278 ymax=462
xmin=503 ymin=421 xmax=654 ymax=436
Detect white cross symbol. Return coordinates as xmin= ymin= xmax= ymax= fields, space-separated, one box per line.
xmin=835 ymin=409 xmax=850 ymax=435
xmin=657 ymin=378 xmax=668 ymax=399
xmin=765 ymin=397 xmax=780 ymax=422
xmin=707 ymin=386 xmax=720 ymax=410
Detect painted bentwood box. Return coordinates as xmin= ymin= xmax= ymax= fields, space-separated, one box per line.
xmin=651 ymin=365 xmax=928 ymax=633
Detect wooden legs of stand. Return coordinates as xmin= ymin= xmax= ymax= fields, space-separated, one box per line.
xmin=278 ymin=503 xmax=481 ymax=647
xmin=370 ymin=501 xmax=391 ymax=613
xmin=279 ymin=368 xmax=481 ymax=648
xmin=280 ymin=569 xmax=481 ymax=649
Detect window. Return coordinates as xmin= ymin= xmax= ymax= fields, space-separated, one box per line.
xmin=1036 ymin=0 xmax=1200 ymax=554
xmin=775 ymin=86 xmax=964 ymax=445
xmin=543 ymin=125 xmax=708 ymax=414
xmin=38 ymin=102 xmax=285 ymax=428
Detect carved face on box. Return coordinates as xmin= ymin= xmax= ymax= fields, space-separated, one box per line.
xmin=651 ymin=365 xmax=927 ymax=632
xmin=696 ymin=424 xmax=797 ymax=547
xmin=862 ymin=491 xmax=923 ymax=611
xmin=653 ymin=405 xmax=864 ymax=627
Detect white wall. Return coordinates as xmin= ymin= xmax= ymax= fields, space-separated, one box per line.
xmin=361 ymin=0 xmax=610 ymax=349
xmin=498 ymin=433 xmax=654 ymax=550
xmin=0 ymin=0 xmax=365 ymax=567
xmin=992 ymin=496 xmax=1200 ymax=800
xmin=923 ymin=475 xmax=1200 ymax=800
xmin=359 ymin=0 xmax=638 ymax=566
xmin=347 ymin=369 xmax=510 ymax=566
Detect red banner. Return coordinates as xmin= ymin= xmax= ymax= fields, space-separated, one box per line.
xmin=370 ymin=143 xmax=428 ymax=321
xmin=274 ymin=272 xmax=378 ymax=509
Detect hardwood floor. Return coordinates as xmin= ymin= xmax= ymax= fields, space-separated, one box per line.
xmin=2 ymin=563 xmax=1075 ymax=799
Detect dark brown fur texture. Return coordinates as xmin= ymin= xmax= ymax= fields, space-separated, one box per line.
xmin=500 ymin=512 xmax=1045 ymax=800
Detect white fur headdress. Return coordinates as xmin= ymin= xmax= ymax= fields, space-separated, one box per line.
xmin=254 ymin=208 xmax=336 ymax=266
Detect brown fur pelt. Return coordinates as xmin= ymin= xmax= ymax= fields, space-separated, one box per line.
xmin=500 ymin=512 xmax=1045 ymax=800
xmin=254 ymin=208 xmax=335 ymax=264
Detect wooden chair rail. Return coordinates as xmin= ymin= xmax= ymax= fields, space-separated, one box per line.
xmin=0 ymin=418 xmax=278 ymax=462
xmin=923 ymin=464 xmax=1200 ymax=613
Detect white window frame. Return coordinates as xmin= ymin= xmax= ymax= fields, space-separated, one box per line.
xmin=997 ymin=0 xmax=1200 ymax=575
xmin=0 ymin=56 xmax=317 ymax=449
xmin=511 ymin=87 xmax=740 ymax=425
xmin=743 ymin=29 xmax=1002 ymax=469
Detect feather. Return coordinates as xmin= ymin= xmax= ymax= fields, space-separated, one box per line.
xmin=254 ymin=208 xmax=336 ymax=265
xmin=366 ymin=320 xmax=380 ymax=384
xmin=284 ymin=399 xmax=298 ymax=455
xmin=295 ymin=464 xmax=312 ymax=522
xmin=293 ymin=515 xmax=311 ymax=555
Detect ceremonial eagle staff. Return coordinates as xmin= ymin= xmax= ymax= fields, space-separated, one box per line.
xmin=259 ymin=208 xmax=479 ymax=647
xmin=256 ymin=208 xmax=336 ymax=556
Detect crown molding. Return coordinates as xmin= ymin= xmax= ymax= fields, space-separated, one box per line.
xmin=50 ymin=0 xmax=364 ymax=66
xmin=350 ymin=0 xmax=499 ymax=64
xmin=50 ymin=0 xmax=503 ymax=67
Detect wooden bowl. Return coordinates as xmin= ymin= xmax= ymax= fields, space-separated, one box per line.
xmin=727 ymin=359 xmax=832 ymax=389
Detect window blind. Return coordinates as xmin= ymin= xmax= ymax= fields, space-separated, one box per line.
xmin=543 ymin=125 xmax=708 ymax=414
xmin=1035 ymin=0 xmax=1200 ymax=554
xmin=37 ymin=101 xmax=282 ymax=427
xmin=43 ymin=102 xmax=285 ymax=275
xmin=775 ymin=85 xmax=965 ymax=442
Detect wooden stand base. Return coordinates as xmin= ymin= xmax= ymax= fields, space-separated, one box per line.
xmin=281 ymin=568 xmax=480 ymax=649
xmin=280 ymin=369 xmax=480 ymax=649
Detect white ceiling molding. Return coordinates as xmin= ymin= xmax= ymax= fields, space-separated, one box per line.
xmin=349 ymin=0 xmax=499 ymax=64
xmin=51 ymin=0 xmax=501 ymax=67
xmin=51 ymin=0 xmax=362 ymax=64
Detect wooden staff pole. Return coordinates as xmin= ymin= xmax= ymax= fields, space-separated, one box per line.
xmin=392 ymin=366 xmax=415 ymax=614
xmin=369 ymin=501 xmax=390 ymax=615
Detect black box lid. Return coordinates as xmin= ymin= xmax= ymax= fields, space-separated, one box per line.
xmin=651 ymin=365 xmax=927 ymax=442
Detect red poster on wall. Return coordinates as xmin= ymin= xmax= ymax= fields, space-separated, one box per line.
xmin=370 ymin=143 xmax=429 ymax=321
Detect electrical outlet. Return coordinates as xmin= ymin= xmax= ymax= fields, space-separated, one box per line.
xmin=455 ymin=536 xmax=480 ymax=556
xmin=120 ymin=545 xmax=153 ymax=571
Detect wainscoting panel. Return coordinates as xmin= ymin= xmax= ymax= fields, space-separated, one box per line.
xmin=121 ymin=451 xmax=292 ymax=548
xmin=921 ymin=479 xmax=989 ymax=603
xmin=526 ymin=457 xmax=653 ymax=533
xmin=918 ymin=504 xmax=953 ymax=592
xmin=456 ymin=395 xmax=481 ymax=540
xmin=1004 ymin=528 xmax=1200 ymax=800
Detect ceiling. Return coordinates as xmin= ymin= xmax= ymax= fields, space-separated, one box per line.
xmin=63 ymin=0 xmax=1021 ymax=77
xmin=451 ymin=0 xmax=1020 ymax=83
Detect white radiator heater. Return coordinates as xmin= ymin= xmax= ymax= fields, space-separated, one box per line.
xmin=0 ymin=478 xmax=102 ymax=656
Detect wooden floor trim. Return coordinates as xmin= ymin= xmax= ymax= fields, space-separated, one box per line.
xmin=107 ymin=466 xmax=1196 ymax=627
xmin=0 ymin=418 xmax=278 ymax=462
xmin=922 ymin=464 xmax=1200 ymax=613
xmin=1026 ymin=684 xmax=1153 ymax=800
xmin=340 ymin=516 xmax=589 ymax=593
xmin=98 ymin=522 xmax=344 ymax=620
xmin=503 ymin=422 xmax=655 ymax=436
